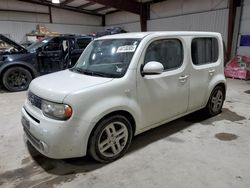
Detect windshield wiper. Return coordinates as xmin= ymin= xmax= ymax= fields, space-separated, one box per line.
xmin=71 ymin=67 xmax=115 ymax=78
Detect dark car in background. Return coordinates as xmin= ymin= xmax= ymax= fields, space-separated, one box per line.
xmin=0 ymin=34 xmax=93 ymax=91
xmin=94 ymin=27 xmax=126 ymax=37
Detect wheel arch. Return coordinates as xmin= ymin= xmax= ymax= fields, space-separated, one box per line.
xmin=86 ymin=110 xmax=136 ymax=154
xmin=206 ymin=81 xmax=226 ymax=105
xmin=0 ymin=61 xmax=38 ymax=80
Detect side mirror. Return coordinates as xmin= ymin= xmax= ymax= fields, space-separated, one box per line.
xmin=142 ymin=61 xmax=164 ymax=76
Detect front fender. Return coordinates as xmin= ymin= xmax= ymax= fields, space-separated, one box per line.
xmin=66 ymin=95 xmax=142 ymax=156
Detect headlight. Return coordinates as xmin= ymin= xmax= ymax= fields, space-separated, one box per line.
xmin=41 ymin=100 xmax=72 ymax=120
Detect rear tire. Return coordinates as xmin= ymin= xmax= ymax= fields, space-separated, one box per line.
xmin=205 ymin=86 xmax=225 ymax=116
xmin=2 ymin=67 xmax=32 ymax=92
xmin=89 ymin=115 xmax=133 ymax=163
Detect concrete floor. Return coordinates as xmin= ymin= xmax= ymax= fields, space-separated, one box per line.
xmin=0 ymin=78 xmax=250 ymax=188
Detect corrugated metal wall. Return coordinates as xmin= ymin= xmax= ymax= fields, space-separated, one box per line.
xmin=148 ymin=9 xmax=229 ymax=45
xmin=0 ymin=0 xmax=102 ymax=42
xmin=106 ymin=0 xmax=229 ymax=45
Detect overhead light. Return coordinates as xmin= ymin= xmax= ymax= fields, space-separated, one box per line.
xmin=52 ymin=0 xmax=60 ymax=4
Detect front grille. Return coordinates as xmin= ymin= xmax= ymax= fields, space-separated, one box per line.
xmin=28 ymin=92 xmax=42 ymax=109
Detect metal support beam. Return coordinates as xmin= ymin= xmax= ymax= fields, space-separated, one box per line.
xmin=48 ymin=5 xmax=52 ymax=23
xmin=61 ymin=0 xmax=75 ymax=6
xmin=102 ymin=15 xmax=106 ymax=26
xmin=78 ymin=2 xmax=96 ymax=9
xmin=19 ymin=0 xmax=102 ymax=16
xmin=0 ymin=8 xmax=49 ymax=15
xmin=88 ymin=0 xmax=149 ymax=31
xmin=226 ymin=0 xmax=238 ymax=61
xmin=93 ymin=6 xmax=111 ymax=13
xmin=140 ymin=4 xmax=149 ymax=32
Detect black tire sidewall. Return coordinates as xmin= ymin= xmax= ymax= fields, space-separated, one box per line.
xmin=89 ymin=115 xmax=133 ymax=163
xmin=207 ymin=86 xmax=224 ymax=116
xmin=3 ymin=67 xmax=32 ymax=92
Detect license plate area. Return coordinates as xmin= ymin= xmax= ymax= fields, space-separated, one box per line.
xmin=22 ymin=116 xmax=30 ymax=130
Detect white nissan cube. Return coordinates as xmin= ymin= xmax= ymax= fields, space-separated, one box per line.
xmin=21 ymin=32 xmax=226 ymax=163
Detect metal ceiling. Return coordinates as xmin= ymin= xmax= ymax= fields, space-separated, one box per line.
xmin=18 ymin=0 xmax=166 ymax=16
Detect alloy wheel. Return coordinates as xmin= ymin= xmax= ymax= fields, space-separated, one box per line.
xmin=97 ymin=122 xmax=128 ymax=158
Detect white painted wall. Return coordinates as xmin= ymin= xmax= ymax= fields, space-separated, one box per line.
xmin=150 ymin=0 xmax=228 ymax=19
xmin=0 ymin=0 xmax=102 ymax=42
xmin=237 ymin=0 xmax=250 ymax=56
xmin=105 ymin=11 xmax=140 ymax=32
xmin=51 ymin=7 xmax=101 ymax=26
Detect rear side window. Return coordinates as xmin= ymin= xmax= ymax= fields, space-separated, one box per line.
xmin=144 ymin=39 xmax=183 ymax=71
xmin=191 ymin=37 xmax=219 ymax=65
xmin=76 ymin=38 xmax=92 ymax=49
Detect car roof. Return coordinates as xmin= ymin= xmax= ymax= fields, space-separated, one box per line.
xmin=97 ymin=31 xmax=221 ymax=40
xmin=53 ymin=34 xmax=92 ymax=39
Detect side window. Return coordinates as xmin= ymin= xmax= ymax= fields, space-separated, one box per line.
xmin=76 ymin=38 xmax=92 ymax=49
xmin=191 ymin=37 xmax=219 ymax=65
xmin=144 ymin=39 xmax=183 ymax=71
xmin=44 ymin=38 xmax=60 ymax=51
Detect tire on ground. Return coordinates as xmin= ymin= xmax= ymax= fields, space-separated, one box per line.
xmin=2 ymin=66 xmax=32 ymax=92
xmin=89 ymin=115 xmax=133 ymax=163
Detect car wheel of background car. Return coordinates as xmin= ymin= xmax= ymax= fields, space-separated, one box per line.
xmin=2 ymin=66 xmax=32 ymax=92
xmin=89 ymin=115 xmax=133 ymax=163
xmin=205 ymin=86 xmax=225 ymax=116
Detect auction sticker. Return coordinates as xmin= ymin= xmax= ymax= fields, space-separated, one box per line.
xmin=117 ymin=45 xmax=136 ymax=53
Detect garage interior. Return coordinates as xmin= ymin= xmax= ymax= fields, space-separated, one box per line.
xmin=1 ymin=0 xmax=250 ymax=187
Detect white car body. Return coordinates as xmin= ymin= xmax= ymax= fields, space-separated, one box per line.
xmin=21 ymin=32 xmax=226 ymax=159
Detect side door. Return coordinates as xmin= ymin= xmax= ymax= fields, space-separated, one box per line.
xmin=188 ymin=37 xmax=220 ymax=111
xmin=137 ymin=37 xmax=189 ymax=128
xmin=38 ymin=37 xmax=63 ymax=74
xmin=71 ymin=37 xmax=92 ymax=66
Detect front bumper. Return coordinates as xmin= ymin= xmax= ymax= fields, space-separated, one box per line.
xmin=21 ymin=99 xmax=91 ymax=159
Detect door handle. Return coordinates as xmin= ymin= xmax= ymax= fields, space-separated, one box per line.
xmin=209 ymin=69 xmax=215 ymax=76
xmin=178 ymin=75 xmax=189 ymax=83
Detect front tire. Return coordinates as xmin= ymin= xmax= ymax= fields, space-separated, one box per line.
xmin=2 ymin=67 xmax=32 ymax=92
xmin=205 ymin=86 xmax=225 ymax=116
xmin=89 ymin=115 xmax=133 ymax=163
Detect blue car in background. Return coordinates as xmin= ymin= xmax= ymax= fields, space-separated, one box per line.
xmin=0 ymin=34 xmax=93 ymax=91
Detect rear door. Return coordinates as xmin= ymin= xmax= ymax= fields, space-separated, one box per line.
xmin=188 ymin=36 xmax=220 ymax=110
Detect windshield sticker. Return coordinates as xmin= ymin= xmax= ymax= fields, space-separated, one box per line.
xmin=116 ymin=45 xmax=136 ymax=53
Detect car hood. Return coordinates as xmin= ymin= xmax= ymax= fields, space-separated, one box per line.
xmin=29 ymin=69 xmax=113 ymax=103
xmin=0 ymin=34 xmax=27 ymax=52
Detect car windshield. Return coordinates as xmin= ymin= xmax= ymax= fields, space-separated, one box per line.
xmin=26 ymin=37 xmax=52 ymax=52
xmin=71 ymin=39 xmax=140 ymax=78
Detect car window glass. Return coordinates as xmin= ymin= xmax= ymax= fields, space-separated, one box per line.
xmin=44 ymin=38 xmax=60 ymax=51
xmin=74 ymin=39 xmax=140 ymax=78
xmin=0 ymin=38 xmax=12 ymax=51
xmin=191 ymin=37 xmax=218 ymax=65
xmin=144 ymin=39 xmax=183 ymax=71
xmin=76 ymin=38 xmax=92 ymax=49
